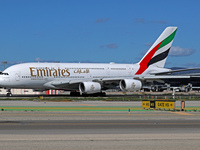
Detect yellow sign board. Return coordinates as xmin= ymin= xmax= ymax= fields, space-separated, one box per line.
xmin=142 ymin=101 xmax=155 ymax=109
xmin=156 ymin=101 xmax=175 ymax=109
xmin=142 ymin=101 xmax=150 ymax=108
xmin=142 ymin=100 xmax=175 ymax=109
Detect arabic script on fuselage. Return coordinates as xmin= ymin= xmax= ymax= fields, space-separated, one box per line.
xmin=29 ymin=67 xmax=90 ymax=77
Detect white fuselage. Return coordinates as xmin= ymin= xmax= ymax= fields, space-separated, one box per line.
xmin=0 ymin=63 xmax=170 ymax=91
xmin=0 ymin=63 xmax=139 ymax=89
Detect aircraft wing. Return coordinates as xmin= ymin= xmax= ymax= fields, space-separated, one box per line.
xmin=150 ymin=68 xmax=200 ymax=75
xmin=98 ymin=68 xmax=200 ymax=83
xmin=43 ymin=79 xmax=93 ymax=89
xmin=43 ymin=77 xmax=134 ymax=91
xmin=142 ymin=67 xmax=200 ymax=84
xmin=51 ymin=80 xmax=88 ymax=86
xmin=138 ymin=74 xmax=200 ymax=88
xmin=99 ymin=77 xmax=131 ymax=82
xmin=142 ymin=75 xmax=191 ymax=80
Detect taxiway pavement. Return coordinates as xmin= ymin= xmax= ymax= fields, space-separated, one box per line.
xmin=0 ymin=100 xmax=200 ymax=150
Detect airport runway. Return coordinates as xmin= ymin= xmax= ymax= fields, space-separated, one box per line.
xmin=0 ymin=101 xmax=200 ymax=150
xmin=1 ymin=119 xmax=200 ymax=134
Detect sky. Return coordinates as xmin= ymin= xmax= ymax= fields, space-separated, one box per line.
xmin=0 ymin=0 xmax=200 ymax=70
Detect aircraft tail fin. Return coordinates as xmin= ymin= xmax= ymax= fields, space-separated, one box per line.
xmin=135 ymin=26 xmax=177 ymax=75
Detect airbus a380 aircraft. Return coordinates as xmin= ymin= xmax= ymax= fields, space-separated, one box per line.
xmin=0 ymin=27 xmax=178 ymax=96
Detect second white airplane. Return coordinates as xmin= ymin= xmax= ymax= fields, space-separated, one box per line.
xmin=0 ymin=27 xmax=178 ymax=96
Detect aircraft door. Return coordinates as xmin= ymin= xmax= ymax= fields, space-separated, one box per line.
xmin=105 ymin=65 xmax=110 ymax=75
xmin=15 ymin=72 xmax=20 ymax=81
xmin=86 ymin=72 xmax=92 ymax=79
xmin=126 ymin=65 xmax=132 ymax=75
xmin=86 ymin=68 xmax=92 ymax=79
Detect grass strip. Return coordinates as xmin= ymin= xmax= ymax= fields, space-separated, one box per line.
xmin=0 ymin=106 xmax=151 ymax=111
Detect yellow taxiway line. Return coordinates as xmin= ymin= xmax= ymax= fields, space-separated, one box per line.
xmin=171 ymin=112 xmax=194 ymax=115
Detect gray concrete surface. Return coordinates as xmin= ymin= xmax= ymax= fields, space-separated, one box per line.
xmin=0 ymin=111 xmax=200 ymax=120
xmin=1 ymin=134 xmax=200 ymax=150
xmin=0 ymin=100 xmax=200 ymax=107
xmin=0 ymin=100 xmax=200 ymax=150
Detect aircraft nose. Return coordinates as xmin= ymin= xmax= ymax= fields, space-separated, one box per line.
xmin=0 ymin=76 xmax=4 ymax=81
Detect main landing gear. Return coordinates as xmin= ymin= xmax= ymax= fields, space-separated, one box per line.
xmin=6 ymin=89 xmax=12 ymax=97
xmin=70 ymin=91 xmax=106 ymax=97
xmin=70 ymin=91 xmax=81 ymax=96
xmin=81 ymin=92 xmax=106 ymax=97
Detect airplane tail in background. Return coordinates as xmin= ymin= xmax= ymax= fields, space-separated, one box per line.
xmin=135 ymin=27 xmax=177 ymax=75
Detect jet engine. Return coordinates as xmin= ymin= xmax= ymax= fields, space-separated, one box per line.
xmin=79 ymin=82 xmax=101 ymax=94
xmin=119 ymin=79 xmax=142 ymax=91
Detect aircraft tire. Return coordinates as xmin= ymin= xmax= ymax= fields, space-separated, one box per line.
xmin=70 ymin=91 xmax=80 ymax=96
xmin=6 ymin=93 xmax=12 ymax=97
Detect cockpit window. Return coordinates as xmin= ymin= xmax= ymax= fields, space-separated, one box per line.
xmin=0 ymin=72 xmax=9 ymax=75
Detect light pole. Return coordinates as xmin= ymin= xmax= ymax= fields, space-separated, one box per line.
xmin=2 ymin=61 xmax=7 ymax=70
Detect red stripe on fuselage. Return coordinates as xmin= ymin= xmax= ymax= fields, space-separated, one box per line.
xmin=135 ymin=41 xmax=162 ymax=75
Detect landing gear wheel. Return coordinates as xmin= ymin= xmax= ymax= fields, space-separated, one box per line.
xmin=99 ymin=92 xmax=106 ymax=97
xmin=82 ymin=92 xmax=106 ymax=97
xmin=70 ymin=91 xmax=80 ymax=96
xmin=6 ymin=93 xmax=12 ymax=97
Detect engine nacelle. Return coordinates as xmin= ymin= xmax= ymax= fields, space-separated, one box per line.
xmin=119 ymin=79 xmax=142 ymax=91
xmin=79 ymin=82 xmax=101 ymax=94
